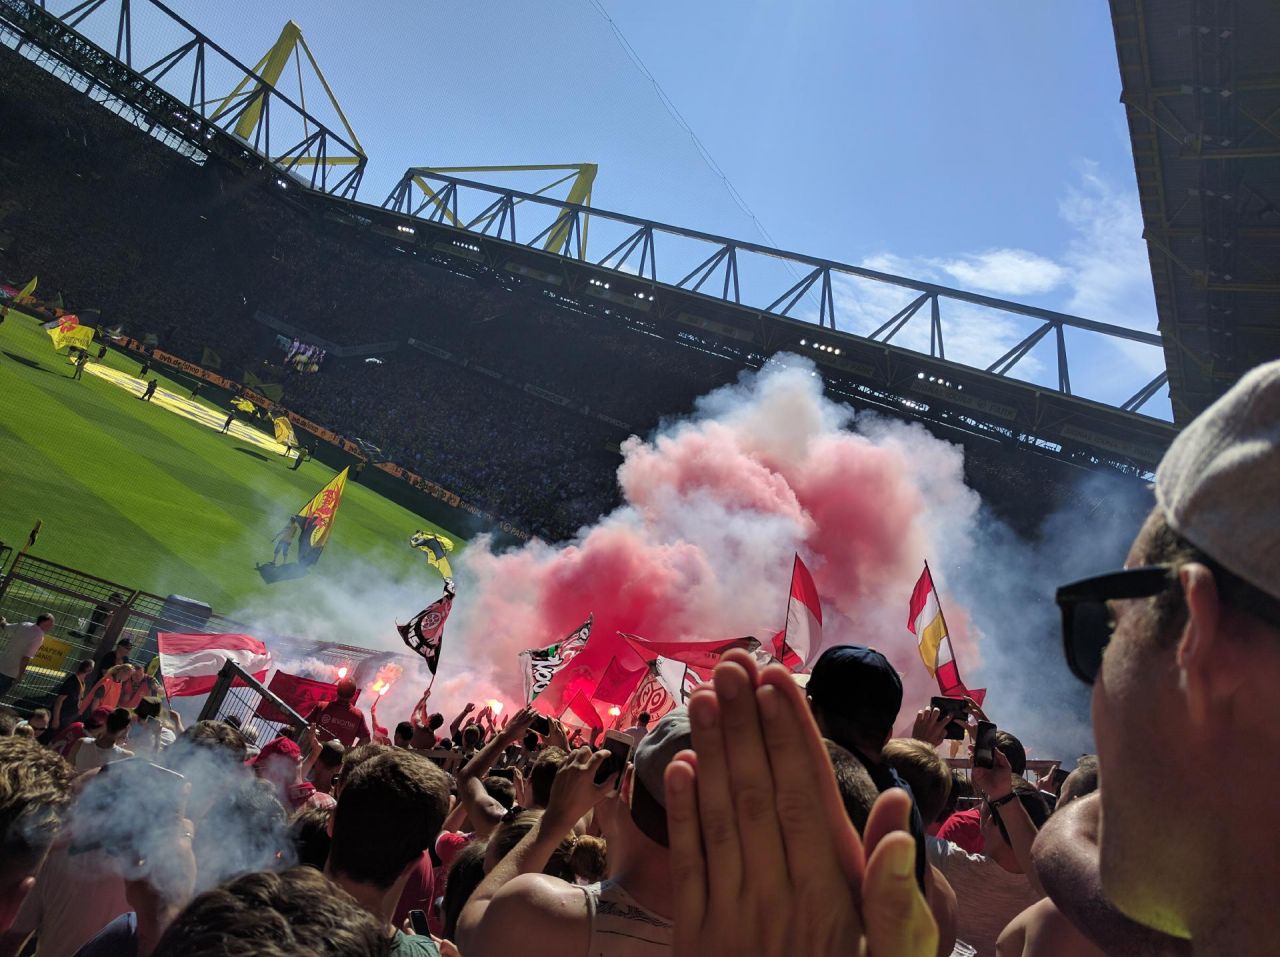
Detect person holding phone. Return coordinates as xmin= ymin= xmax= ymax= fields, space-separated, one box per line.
xmin=456 ymin=712 xmax=690 ymax=956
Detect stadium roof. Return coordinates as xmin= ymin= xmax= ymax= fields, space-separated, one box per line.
xmin=1111 ymin=0 xmax=1280 ymax=425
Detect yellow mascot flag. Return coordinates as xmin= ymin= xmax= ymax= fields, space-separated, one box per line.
xmin=291 ymin=468 xmax=349 ymax=566
xmin=272 ymin=415 xmax=298 ymax=448
xmin=409 ymin=530 xmax=455 ymax=579
xmin=44 ymin=315 xmax=95 ymax=352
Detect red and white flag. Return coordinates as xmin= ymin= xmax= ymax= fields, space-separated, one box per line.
xmin=907 ymin=565 xmax=985 ymax=705
xmin=774 ymin=554 xmax=822 ymax=669
xmin=156 ymin=632 xmax=272 ymax=698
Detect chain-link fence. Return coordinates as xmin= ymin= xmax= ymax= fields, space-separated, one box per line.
xmin=0 ymin=554 xmax=245 ymax=711
xmin=197 ymin=660 xmax=307 ymax=749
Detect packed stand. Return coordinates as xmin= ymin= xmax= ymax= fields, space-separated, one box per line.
xmin=1 ymin=44 xmax=1106 ymax=543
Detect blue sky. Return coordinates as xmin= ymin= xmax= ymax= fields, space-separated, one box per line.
xmin=101 ymin=0 xmax=1167 ymax=416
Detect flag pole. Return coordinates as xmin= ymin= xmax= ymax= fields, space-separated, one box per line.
xmin=776 ymin=553 xmax=799 ymax=664
xmin=924 ymin=558 xmax=961 ymax=693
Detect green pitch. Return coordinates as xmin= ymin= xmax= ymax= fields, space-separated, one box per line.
xmin=0 ymin=312 xmax=461 ymax=610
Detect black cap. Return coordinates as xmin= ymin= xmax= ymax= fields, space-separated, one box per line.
xmin=806 ymin=645 xmax=903 ymax=735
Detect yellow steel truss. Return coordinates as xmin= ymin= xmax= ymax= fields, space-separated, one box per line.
xmin=409 ymin=164 xmax=597 ymax=258
xmin=210 ymin=20 xmax=365 ymax=168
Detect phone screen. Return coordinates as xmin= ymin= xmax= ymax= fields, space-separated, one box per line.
xmin=930 ymin=696 xmax=968 ymax=740
xmin=409 ymin=909 xmax=430 ymax=936
xmin=973 ymin=721 xmax=997 ymax=769
xmin=594 ymin=730 xmax=634 ymax=786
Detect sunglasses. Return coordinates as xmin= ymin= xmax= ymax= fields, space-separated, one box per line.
xmin=1054 ymin=565 xmax=1177 ymax=684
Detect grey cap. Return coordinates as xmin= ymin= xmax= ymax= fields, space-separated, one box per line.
xmin=1156 ymin=359 xmax=1280 ymax=599
xmin=629 ymin=707 xmax=691 ymax=847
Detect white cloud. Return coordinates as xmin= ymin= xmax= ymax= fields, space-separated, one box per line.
xmin=807 ymin=163 xmax=1168 ymax=414
xmin=933 ymin=248 xmax=1069 ymax=297
xmin=1059 ymin=160 xmax=1158 ymax=331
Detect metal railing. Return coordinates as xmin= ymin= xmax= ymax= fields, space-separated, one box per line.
xmin=0 ymin=553 xmax=240 ymax=708
xmin=1 ymin=0 xmax=366 ymax=195
xmin=198 ymin=659 xmax=306 ymax=747
xmin=384 ymin=170 xmax=1171 ymax=417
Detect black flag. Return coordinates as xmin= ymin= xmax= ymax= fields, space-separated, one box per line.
xmin=397 ymin=580 xmax=455 ymax=675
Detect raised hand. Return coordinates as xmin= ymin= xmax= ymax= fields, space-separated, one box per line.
xmin=543 ymin=746 xmax=613 ymax=833
xmin=665 ymin=650 xmax=938 ymax=957
xmin=911 ymin=707 xmax=950 ymax=747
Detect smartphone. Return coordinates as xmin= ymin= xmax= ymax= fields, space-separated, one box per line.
xmin=594 ymin=729 xmax=634 ymax=786
xmin=409 ymin=909 xmax=430 ymax=936
xmin=529 ymin=714 xmax=551 ymax=736
xmin=930 ymin=696 xmax=968 ymax=740
xmin=973 ymin=720 xmax=997 ymax=769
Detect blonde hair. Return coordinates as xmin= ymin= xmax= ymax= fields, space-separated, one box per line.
xmin=882 ymin=737 xmax=952 ymax=824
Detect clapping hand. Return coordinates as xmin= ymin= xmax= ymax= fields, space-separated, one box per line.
xmin=665 ymin=650 xmax=938 ymax=957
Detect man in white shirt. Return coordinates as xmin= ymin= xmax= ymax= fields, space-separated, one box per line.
xmin=0 ymin=613 xmax=55 ymax=698
xmin=623 ymin=711 xmax=650 ymax=744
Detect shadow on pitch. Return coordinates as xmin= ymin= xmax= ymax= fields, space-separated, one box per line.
xmin=3 ymin=351 xmax=53 ymax=373
xmin=234 ymin=447 xmax=272 ymax=462
xmin=255 ymin=561 xmax=311 ymax=584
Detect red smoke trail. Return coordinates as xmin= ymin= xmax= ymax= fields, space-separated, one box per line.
xmin=440 ymin=360 xmax=982 ymax=727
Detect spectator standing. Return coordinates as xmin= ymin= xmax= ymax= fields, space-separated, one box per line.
xmin=67 ymin=707 xmax=133 ymax=771
xmin=93 ymin=639 xmax=131 ymax=686
xmin=457 ymin=712 xmax=687 ymax=955
xmin=50 ymin=655 xmax=92 ymax=726
xmin=325 ymin=749 xmax=450 ymax=956
xmin=623 ymin=711 xmax=650 ymax=744
xmin=805 ymin=644 xmax=928 ymax=888
xmin=0 ymin=613 xmax=55 ymax=698
xmin=1042 ymin=360 xmax=1280 ymax=955
xmin=305 ymin=678 xmax=371 ymax=747
xmin=0 ymin=737 xmax=75 ymax=935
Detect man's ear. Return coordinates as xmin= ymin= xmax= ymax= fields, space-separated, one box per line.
xmin=1176 ymin=563 xmax=1232 ymax=728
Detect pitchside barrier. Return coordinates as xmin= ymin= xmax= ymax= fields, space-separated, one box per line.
xmin=198 ymin=660 xmax=308 ymax=746
xmin=0 ymin=553 xmax=242 ymax=711
xmin=198 ymin=660 xmax=465 ymax=772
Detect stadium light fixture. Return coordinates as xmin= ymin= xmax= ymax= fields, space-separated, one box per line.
xmin=917 ymin=372 xmax=925 ymax=379
xmin=396 ymin=225 xmax=415 ymax=235
xmin=800 ymin=339 xmax=807 ymax=346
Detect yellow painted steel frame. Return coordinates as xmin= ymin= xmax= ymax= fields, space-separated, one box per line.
xmin=210 ymin=20 xmax=365 ymax=167
xmin=410 ymin=164 xmax=598 ymax=257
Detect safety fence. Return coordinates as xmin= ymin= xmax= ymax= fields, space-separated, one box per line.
xmin=0 ymin=553 xmax=240 ymax=709
xmin=197 ymin=660 xmax=307 ymax=747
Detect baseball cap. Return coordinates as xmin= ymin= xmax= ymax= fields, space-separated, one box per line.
xmin=84 ymin=707 xmax=112 ymax=729
xmin=629 ymin=708 xmax=692 ymax=848
xmin=1156 ymin=359 xmax=1280 ymax=601
xmin=806 ymin=645 xmax=903 ymax=738
xmin=249 ymin=735 xmax=302 ymax=766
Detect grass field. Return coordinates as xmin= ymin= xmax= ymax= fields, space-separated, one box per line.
xmin=0 ymin=312 xmax=461 ymax=610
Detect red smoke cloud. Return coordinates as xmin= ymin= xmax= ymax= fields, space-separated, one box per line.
xmin=440 ymin=359 xmax=981 ymax=725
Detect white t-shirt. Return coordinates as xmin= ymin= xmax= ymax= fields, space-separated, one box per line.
xmin=0 ymin=622 xmax=46 ymax=677
xmin=928 ymin=837 xmax=1043 ymax=957
xmin=72 ymin=738 xmax=131 ymax=772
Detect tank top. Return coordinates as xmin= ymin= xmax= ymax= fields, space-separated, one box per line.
xmin=581 ymin=880 xmax=673 ymax=957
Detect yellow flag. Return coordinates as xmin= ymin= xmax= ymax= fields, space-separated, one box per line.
xmin=292 ymin=468 xmax=349 ymax=564
xmin=46 ymin=317 xmax=95 ymax=352
xmin=272 ymin=415 xmax=298 ymax=448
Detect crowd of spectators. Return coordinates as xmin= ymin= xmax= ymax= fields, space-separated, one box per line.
xmin=3 ymin=359 xmax=1279 ymax=956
